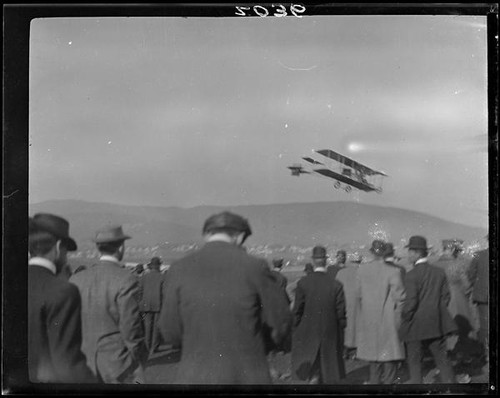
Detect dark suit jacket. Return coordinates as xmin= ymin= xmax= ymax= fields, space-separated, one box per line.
xmin=28 ymin=265 xmax=96 ymax=383
xmin=399 ymin=261 xmax=457 ymax=342
xmin=70 ymin=260 xmax=147 ymax=383
xmin=158 ymin=241 xmax=292 ymax=384
xmin=292 ymin=271 xmax=346 ymax=383
xmin=469 ymin=249 xmax=489 ymax=304
xmin=139 ymin=270 xmax=163 ymax=312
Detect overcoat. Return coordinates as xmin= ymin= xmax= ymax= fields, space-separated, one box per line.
xmin=335 ymin=263 xmax=360 ymax=348
xmin=158 ymin=241 xmax=292 ymax=384
xmin=292 ymin=271 xmax=346 ymax=383
xmin=70 ymin=260 xmax=147 ymax=383
xmin=355 ymin=260 xmax=406 ymax=361
xmin=434 ymin=255 xmax=474 ymax=327
xmin=28 ymin=265 xmax=96 ymax=383
xmin=139 ymin=269 xmax=163 ymax=312
xmin=469 ymin=249 xmax=489 ymax=304
xmin=399 ymin=261 xmax=457 ymax=342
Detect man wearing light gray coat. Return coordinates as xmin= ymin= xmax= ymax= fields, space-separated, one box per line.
xmin=355 ymin=240 xmax=406 ymax=384
xmin=70 ymin=225 xmax=147 ymax=383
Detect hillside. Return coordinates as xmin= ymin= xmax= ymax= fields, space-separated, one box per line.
xmin=29 ymin=200 xmax=487 ymax=251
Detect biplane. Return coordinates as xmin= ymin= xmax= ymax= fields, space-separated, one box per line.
xmin=288 ymin=149 xmax=387 ymax=193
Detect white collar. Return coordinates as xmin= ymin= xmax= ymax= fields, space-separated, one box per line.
xmin=29 ymin=257 xmax=57 ymax=275
xmin=415 ymin=257 xmax=428 ymax=265
xmin=100 ymin=255 xmax=120 ymax=264
xmin=314 ymin=267 xmax=327 ymax=273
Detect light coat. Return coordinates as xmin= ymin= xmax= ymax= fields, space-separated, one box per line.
xmin=355 ymin=259 xmax=406 ymax=361
xmin=70 ymin=260 xmax=147 ymax=383
xmin=335 ymin=263 xmax=360 ymax=348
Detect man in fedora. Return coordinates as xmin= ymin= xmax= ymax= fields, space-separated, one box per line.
xmin=292 ymin=246 xmax=346 ymax=384
xmin=399 ymin=236 xmax=457 ymax=384
xmin=158 ymin=211 xmax=292 ymax=384
xmin=28 ymin=213 xmax=96 ymax=383
xmin=139 ymin=256 xmax=164 ymax=355
xmin=355 ymin=240 xmax=406 ymax=384
xmin=70 ymin=225 xmax=147 ymax=383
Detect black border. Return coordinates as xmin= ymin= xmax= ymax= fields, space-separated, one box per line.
xmin=3 ymin=3 xmax=498 ymax=395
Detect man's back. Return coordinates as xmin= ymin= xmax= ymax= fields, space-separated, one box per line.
xmin=159 ymin=241 xmax=291 ymax=384
xmin=140 ymin=270 xmax=163 ymax=312
xmin=70 ymin=260 xmax=146 ymax=382
xmin=400 ymin=262 xmax=456 ymax=342
xmin=29 ymin=266 xmax=96 ymax=383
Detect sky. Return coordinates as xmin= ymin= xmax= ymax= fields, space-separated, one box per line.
xmin=29 ymin=14 xmax=489 ymax=228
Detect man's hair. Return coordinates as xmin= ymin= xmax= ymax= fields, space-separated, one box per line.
xmin=29 ymin=231 xmax=58 ymax=256
xmin=96 ymin=240 xmax=123 ymax=255
xmin=413 ymin=248 xmax=428 ymax=258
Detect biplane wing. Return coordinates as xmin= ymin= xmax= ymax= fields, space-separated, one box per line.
xmin=302 ymin=157 xmax=324 ymax=165
xmin=316 ymin=149 xmax=387 ymax=176
xmin=313 ymin=168 xmax=378 ymax=192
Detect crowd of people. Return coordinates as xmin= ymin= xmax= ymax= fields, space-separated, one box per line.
xmin=28 ymin=211 xmax=489 ymax=385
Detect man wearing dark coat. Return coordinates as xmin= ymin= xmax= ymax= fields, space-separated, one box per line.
xmin=70 ymin=225 xmax=147 ymax=384
xmin=292 ymin=246 xmax=347 ymax=384
xmin=28 ymin=213 xmax=96 ymax=383
xmin=158 ymin=211 xmax=292 ymax=384
xmin=326 ymin=250 xmax=347 ymax=280
xmin=468 ymin=243 xmax=489 ymax=359
xmin=399 ymin=236 xmax=457 ymax=384
xmin=139 ymin=257 xmax=164 ymax=355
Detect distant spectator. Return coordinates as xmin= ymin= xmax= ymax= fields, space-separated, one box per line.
xmin=271 ymin=258 xmax=289 ymax=292
xmin=139 ymin=257 xmax=163 ymax=355
xmin=384 ymin=243 xmax=406 ymax=279
xmin=132 ymin=263 xmax=145 ymax=277
xmin=304 ymin=263 xmax=314 ymax=275
xmin=327 ymin=250 xmax=347 ymax=279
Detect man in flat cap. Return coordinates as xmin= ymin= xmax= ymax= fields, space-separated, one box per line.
xmin=158 ymin=211 xmax=292 ymax=384
xmin=70 ymin=225 xmax=147 ymax=383
xmin=28 ymin=213 xmax=96 ymax=383
xmin=139 ymin=257 xmax=164 ymax=356
xmin=292 ymin=245 xmax=346 ymax=384
xmin=399 ymin=236 xmax=457 ymax=384
xmin=355 ymin=240 xmax=406 ymax=384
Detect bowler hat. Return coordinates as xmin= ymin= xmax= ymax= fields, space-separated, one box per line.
xmin=94 ymin=225 xmax=131 ymax=243
xmin=312 ymin=246 xmax=328 ymax=259
xmin=30 ymin=213 xmax=77 ymax=251
xmin=370 ymin=240 xmax=386 ymax=256
xmin=202 ymin=211 xmax=252 ymax=238
xmin=405 ymin=236 xmax=431 ymax=250
xmin=149 ymin=256 xmax=162 ymax=266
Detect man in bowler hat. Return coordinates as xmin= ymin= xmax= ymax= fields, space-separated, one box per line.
xmin=158 ymin=211 xmax=292 ymax=384
xmin=399 ymin=236 xmax=457 ymax=384
xmin=28 ymin=213 xmax=96 ymax=383
xmin=139 ymin=257 xmax=164 ymax=355
xmin=70 ymin=225 xmax=147 ymax=383
xmin=292 ymin=246 xmax=346 ymax=384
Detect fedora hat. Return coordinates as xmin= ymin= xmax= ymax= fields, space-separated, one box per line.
xmin=93 ymin=225 xmax=131 ymax=244
xmin=370 ymin=240 xmax=386 ymax=256
xmin=405 ymin=235 xmax=431 ymax=250
xmin=312 ymin=246 xmax=328 ymax=259
xmin=30 ymin=213 xmax=77 ymax=251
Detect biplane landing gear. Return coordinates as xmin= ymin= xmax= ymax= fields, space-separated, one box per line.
xmin=344 ymin=186 xmax=352 ymax=193
xmin=334 ymin=181 xmax=341 ymax=189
